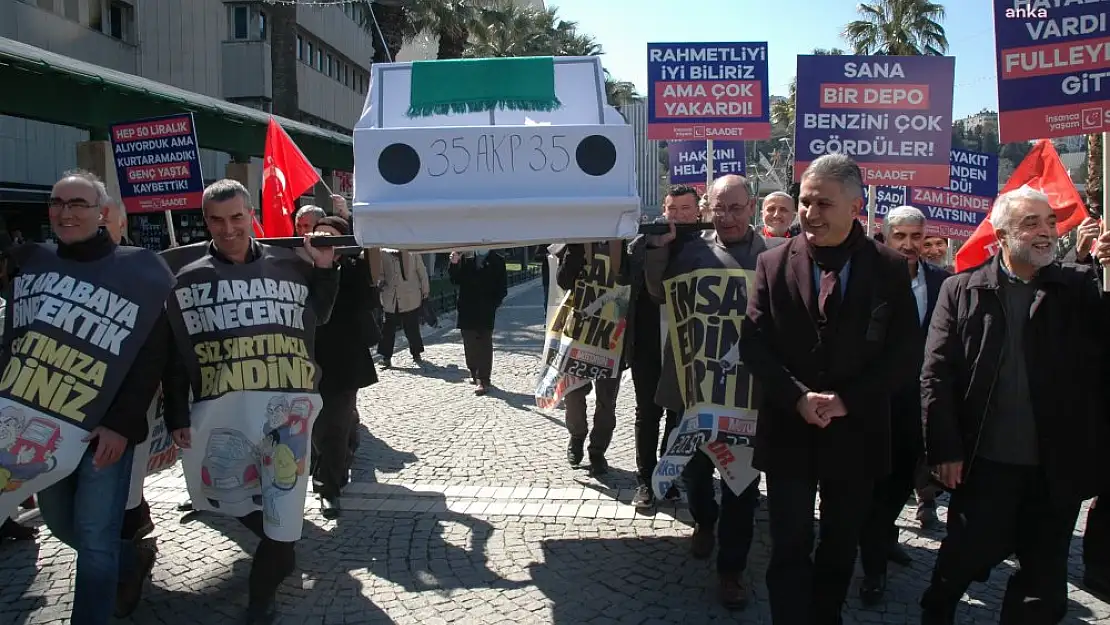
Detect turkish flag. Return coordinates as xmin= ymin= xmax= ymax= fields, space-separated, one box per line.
xmin=954 ymin=140 xmax=1085 ymax=272
xmin=262 ymin=118 xmax=320 ymax=238
xmin=252 ymin=215 xmax=266 ymax=238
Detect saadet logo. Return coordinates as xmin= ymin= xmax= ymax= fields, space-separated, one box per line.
xmin=1081 ymin=108 xmax=1104 ymax=131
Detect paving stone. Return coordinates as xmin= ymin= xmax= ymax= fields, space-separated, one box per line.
xmin=3 ymin=279 xmax=1107 ymax=623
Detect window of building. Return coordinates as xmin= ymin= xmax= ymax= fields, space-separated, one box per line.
xmin=326 ymin=54 xmax=334 ymax=77
xmin=63 ymin=0 xmax=78 ymax=20
xmin=108 ymin=1 xmax=134 ymax=42
xmin=228 ymin=3 xmax=266 ymax=41
xmin=231 ymin=5 xmax=249 ymax=39
xmin=37 ymin=0 xmax=55 ymax=11
xmin=296 ymin=35 xmax=303 ymax=61
xmin=343 ymin=65 xmax=350 ymax=87
xmin=315 ymin=48 xmax=323 ymax=72
xmin=306 ymin=41 xmax=314 ymax=65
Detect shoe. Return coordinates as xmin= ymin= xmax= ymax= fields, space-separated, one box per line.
xmin=859 ymin=573 xmax=887 ymax=606
xmin=381 ymin=359 xmax=393 ymax=370
xmin=474 ymin=383 xmax=488 ymax=396
xmin=412 ymin=354 xmax=423 ymax=365
xmin=176 ymin=501 xmax=194 ymax=512
xmin=917 ymin=502 xmax=941 ymax=530
xmin=132 ymin=519 xmax=155 ymax=542
xmin=888 ymin=542 xmax=912 ymax=566
xmin=0 ymin=518 xmax=38 ymax=541
xmin=691 ymin=524 xmax=715 ymax=559
xmin=244 ymin=602 xmax=277 ymax=625
xmin=567 ymin=438 xmax=584 ymax=467
xmin=632 ymin=484 xmax=655 ymax=509
xmin=320 ymin=496 xmax=341 ymax=520
xmin=20 ymin=497 xmax=36 ymax=510
xmin=467 ymin=376 xmax=477 ymax=385
xmin=718 ymin=572 xmax=749 ymax=609
xmin=587 ymin=455 xmax=609 ymax=476
xmin=1084 ymin=572 xmax=1110 ymax=600
xmin=114 ymin=538 xmax=158 ymax=617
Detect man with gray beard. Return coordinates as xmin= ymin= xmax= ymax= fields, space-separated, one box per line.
xmin=920 ymin=187 xmax=1110 ymax=624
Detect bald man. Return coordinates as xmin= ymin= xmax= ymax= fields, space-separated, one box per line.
xmin=643 ymin=174 xmax=768 ymax=608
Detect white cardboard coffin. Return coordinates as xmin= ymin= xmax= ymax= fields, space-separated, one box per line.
xmin=352 ymin=56 xmax=641 ymax=251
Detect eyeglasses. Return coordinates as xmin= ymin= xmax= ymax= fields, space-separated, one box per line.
xmin=48 ymin=198 xmax=98 ymax=212
xmin=710 ymin=206 xmax=748 ymax=219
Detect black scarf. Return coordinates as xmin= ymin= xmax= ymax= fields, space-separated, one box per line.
xmin=805 ymin=220 xmax=865 ymax=328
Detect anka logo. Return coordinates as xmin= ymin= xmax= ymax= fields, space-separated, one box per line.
xmin=1005 ymin=6 xmax=1048 ymax=18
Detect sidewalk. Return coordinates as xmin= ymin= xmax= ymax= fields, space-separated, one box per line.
xmin=1 ymin=277 xmax=1106 ymax=624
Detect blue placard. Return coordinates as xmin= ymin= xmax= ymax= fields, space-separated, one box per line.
xmin=993 ymin=0 xmax=1110 ymax=142
xmin=908 ymin=148 xmax=998 ymax=239
xmin=647 ymin=42 xmax=771 ymax=141
xmin=110 ymin=113 xmax=204 ymax=214
xmin=793 ymin=54 xmax=955 ymax=188
xmin=668 ymin=140 xmax=747 ymax=184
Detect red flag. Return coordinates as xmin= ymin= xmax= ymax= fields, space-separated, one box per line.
xmin=262 ymin=118 xmax=320 ymax=238
xmin=954 ymin=140 xmax=1085 ymax=272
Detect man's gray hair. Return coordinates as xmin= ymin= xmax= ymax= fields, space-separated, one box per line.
xmin=762 ymin=191 xmax=795 ymax=207
xmin=59 ymin=169 xmax=110 ymax=206
xmin=295 ymin=205 xmax=327 ymax=221
xmin=989 ymin=185 xmax=1051 ymax=232
xmin=801 ymin=154 xmax=864 ymax=198
xmin=202 ymin=179 xmax=253 ymax=213
xmin=882 ymin=205 xmax=926 ymax=236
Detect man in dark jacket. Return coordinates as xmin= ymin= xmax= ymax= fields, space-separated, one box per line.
xmin=920 ymin=187 xmax=1110 ymax=624
xmin=311 ymin=215 xmax=380 ymax=519
xmin=163 ymin=179 xmax=338 ymax=624
xmin=449 ymin=248 xmax=508 ymax=396
xmin=0 ymin=171 xmax=176 ymax=625
xmin=555 ymin=241 xmax=628 ymax=476
xmin=857 ymin=205 xmax=950 ymax=605
xmin=740 ymin=154 xmax=919 ymax=624
xmin=628 ymin=184 xmax=700 ymax=508
xmin=643 ymin=174 xmax=768 ymax=608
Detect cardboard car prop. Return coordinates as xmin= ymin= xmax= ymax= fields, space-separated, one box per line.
xmin=352 ymin=56 xmax=641 ymax=251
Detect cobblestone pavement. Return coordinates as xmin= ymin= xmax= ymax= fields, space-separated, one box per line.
xmin=2 ymin=277 xmax=1109 ymax=624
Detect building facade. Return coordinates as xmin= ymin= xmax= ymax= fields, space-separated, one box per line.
xmin=0 ymin=0 xmax=542 ymax=244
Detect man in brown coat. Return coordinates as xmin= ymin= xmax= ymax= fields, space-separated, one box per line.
xmin=740 ymin=154 xmax=919 ymax=624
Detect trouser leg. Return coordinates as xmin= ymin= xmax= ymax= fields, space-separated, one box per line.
xmin=564 ymin=383 xmax=590 ymax=440
xmin=312 ymin=388 xmax=359 ymax=499
xmin=587 ymin=377 xmax=620 ymax=457
xmin=631 ymin=351 xmax=665 ymax=483
xmin=717 ymin=475 xmax=761 ymax=575
xmin=402 ymin=310 xmax=424 ymax=356
xmin=378 ymin=313 xmax=400 ymax=360
xmin=765 ymin=473 xmax=819 ymax=625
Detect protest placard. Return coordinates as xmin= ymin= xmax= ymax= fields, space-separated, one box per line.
xmin=910 ymin=148 xmax=998 ymax=239
xmin=794 ymin=55 xmax=955 ymax=187
xmin=647 ymin=42 xmax=771 ymax=141
xmin=993 ymin=0 xmax=1110 ymax=142
xmin=668 ymin=140 xmax=747 ymax=186
xmin=110 ymin=114 xmax=204 ymax=214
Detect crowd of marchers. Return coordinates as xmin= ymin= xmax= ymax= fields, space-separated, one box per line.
xmin=3 ymin=151 xmax=1110 ymax=625
xmin=547 ymin=153 xmax=1110 ymax=625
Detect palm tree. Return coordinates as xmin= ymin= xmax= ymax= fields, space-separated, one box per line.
xmin=402 ymin=0 xmax=479 ymax=60
xmin=604 ymin=72 xmax=639 ymax=108
xmin=465 ymin=3 xmax=552 ymax=58
xmin=362 ymin=1 xmax=409 ymax=65
xmin=842 ymin=0 xmax=949 ymax=56
xmin=771 ymin=48 xmax=845 ymax=136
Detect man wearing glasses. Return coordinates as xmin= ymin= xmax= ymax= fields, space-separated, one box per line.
xmin=0 ymin=170 xmax=176 ymax=625
xmin=642 ymin=174 xmax=768 ymax=609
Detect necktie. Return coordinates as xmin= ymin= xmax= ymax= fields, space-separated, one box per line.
xmin=394 ymin=252 xmax=406 ymax=281
xmin=817 ymin=269 xmax=841 ymax=327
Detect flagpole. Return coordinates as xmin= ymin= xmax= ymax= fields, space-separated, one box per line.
xmin=164 ymin=209 xmax=178 ymax=248
xmin=866 ymin=184 xmax=877 ymax=236
xmin=1102 ymin=130 xmax=1109 ymax=292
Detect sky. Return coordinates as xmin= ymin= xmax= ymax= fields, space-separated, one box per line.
xmin=546 ymin=0 xmax=998 ymax=119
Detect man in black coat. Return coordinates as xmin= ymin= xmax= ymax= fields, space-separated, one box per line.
xmin=311 ymin=216 xmax=380 ymax=519
xmin=740 ymin=154 xmax=919 ymax=624
xmin=921 ymin=188 xmax=1110 ymax=624
xmin=449 ymin=248 xmax=508 ymax=396
xmin=628 ymin=184 xmax=700 ymax=508
xmin=857 ymin=205 xmax=950 ymax=605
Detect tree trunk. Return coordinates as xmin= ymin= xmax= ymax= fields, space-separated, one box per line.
xmin=437 ymin=30 xmax=468 ymax=60
xmin=1088 ymin=133 xmax=1103 ymax=213
xmin=370 ymin=2 xmax=406 ymax=64
xmin=270 ymin=4 xmax=300 ymax=119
